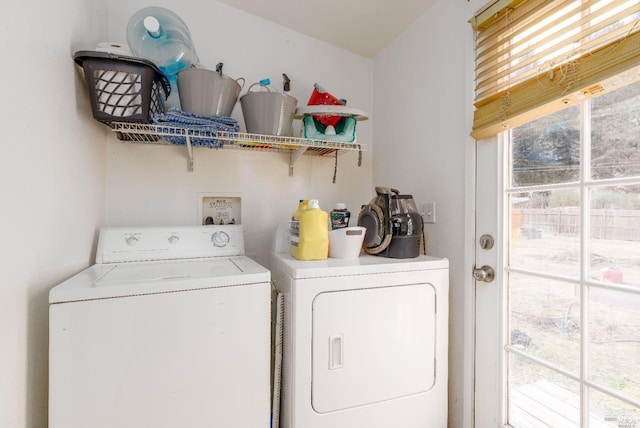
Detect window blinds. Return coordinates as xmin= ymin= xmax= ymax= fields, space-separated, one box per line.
xmin=471 ymin=0 xmax=640 ymax=139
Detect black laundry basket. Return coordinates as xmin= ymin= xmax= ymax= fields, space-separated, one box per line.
xmin=73 ymin=50 xmax=171 ymax=124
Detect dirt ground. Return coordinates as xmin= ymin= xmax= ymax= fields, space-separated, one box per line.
xmin=507 ymin=234 xmax=640 ymax=421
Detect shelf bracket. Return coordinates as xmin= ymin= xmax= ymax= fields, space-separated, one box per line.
xmin=185 ymin=131 xmax=194 ymax=172
xmin=289 ymin=147 xmax=307 ymax=176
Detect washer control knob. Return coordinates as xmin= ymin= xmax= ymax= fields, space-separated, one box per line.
xmin=211 ymin=231 xmax=230 ymax=248
xmin=168 ymin=235 xmax=180 ymax=244
xmin=125 ymin=236 xmax=139 ymax=246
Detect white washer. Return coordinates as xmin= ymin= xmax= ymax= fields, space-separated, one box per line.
xmin=270 ymin=250 xmax=449 ymax=428
xmin=49 ymin=225 xmax=271 ymax=428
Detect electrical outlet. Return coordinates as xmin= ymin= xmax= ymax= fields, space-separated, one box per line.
xmin=419 ymin=201 xmax=436 ymax=224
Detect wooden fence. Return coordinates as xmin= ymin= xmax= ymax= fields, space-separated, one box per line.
xmin=514 ymin=208 xmax=640 ymax=241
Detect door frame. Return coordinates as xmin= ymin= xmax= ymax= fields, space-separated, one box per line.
xmin=463 ymin=133 xmax=476 ymax=428
xmin=464 ymin=133 xmax=509 ymax=427
xmin=463 ymin=131 xmax=476 ymax=428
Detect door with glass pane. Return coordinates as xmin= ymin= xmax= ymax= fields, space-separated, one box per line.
xmin=475 ymin=78 xmax=640 ymax=427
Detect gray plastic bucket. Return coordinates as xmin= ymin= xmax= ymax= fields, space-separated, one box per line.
xmin=240 ymin=83 xmax=297 ymax=136
xmin=177 ymin=67 xmax=244 ymax=117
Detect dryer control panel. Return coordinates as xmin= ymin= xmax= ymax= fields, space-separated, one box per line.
xmin=96 ymin=225 xmax=245 ymax=264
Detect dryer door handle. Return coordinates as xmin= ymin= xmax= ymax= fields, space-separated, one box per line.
xmin=329 ymin=335 xmax=343 ymax=370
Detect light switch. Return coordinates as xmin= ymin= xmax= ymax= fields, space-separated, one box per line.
xmin=419 ymin=201 xmax=436 ymax=224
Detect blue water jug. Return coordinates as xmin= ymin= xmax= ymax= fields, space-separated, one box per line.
xmin=126 ymin=6 xmax=199 ymax=84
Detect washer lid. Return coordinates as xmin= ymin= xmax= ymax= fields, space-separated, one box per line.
xmin=49 ymin=256 xmax=269 ymax=303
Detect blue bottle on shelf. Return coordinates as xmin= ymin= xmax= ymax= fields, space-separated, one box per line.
xmin=126 ymin=6 xmax=199 ymax=85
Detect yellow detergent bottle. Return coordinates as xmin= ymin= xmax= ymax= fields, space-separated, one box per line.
xmin=290 ymin=199 xmax=329 ymax=260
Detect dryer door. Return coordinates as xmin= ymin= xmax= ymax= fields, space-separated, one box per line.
xmin=311 ymin=283 xmax=436 ymax=413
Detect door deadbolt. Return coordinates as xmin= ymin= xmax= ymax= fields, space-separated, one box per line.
xmin=479 ymin=234 xmax=494 ymax=250
xmin=473 ymin=265 xmax=495 ymax=283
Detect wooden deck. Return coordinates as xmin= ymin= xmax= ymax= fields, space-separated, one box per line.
xmin=510 ymin=380 xmax=620 ymax=427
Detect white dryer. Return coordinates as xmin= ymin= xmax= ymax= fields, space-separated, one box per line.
xmin=270 ymin=250 xmax=449 ymax=428
xmin=49 ymin=225 xmax=271 ymax=428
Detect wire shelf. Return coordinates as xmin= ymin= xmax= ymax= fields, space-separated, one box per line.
xmin=107 ymin=122 xmax=365 ymax=175
xmin=108 ymin=123 xmax=364 ymax=153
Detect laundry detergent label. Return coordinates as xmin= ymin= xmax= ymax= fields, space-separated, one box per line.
xmin=290 ymin=220 xmax=300 ymax=246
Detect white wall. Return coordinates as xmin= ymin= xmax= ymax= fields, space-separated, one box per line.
xmin=104 ymin=0 xmax=374 ymax=268
xmin=373 ymin=1 xmax=480 ymax=426
xmin=0 ymin=0 xmax=108 ymax=426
